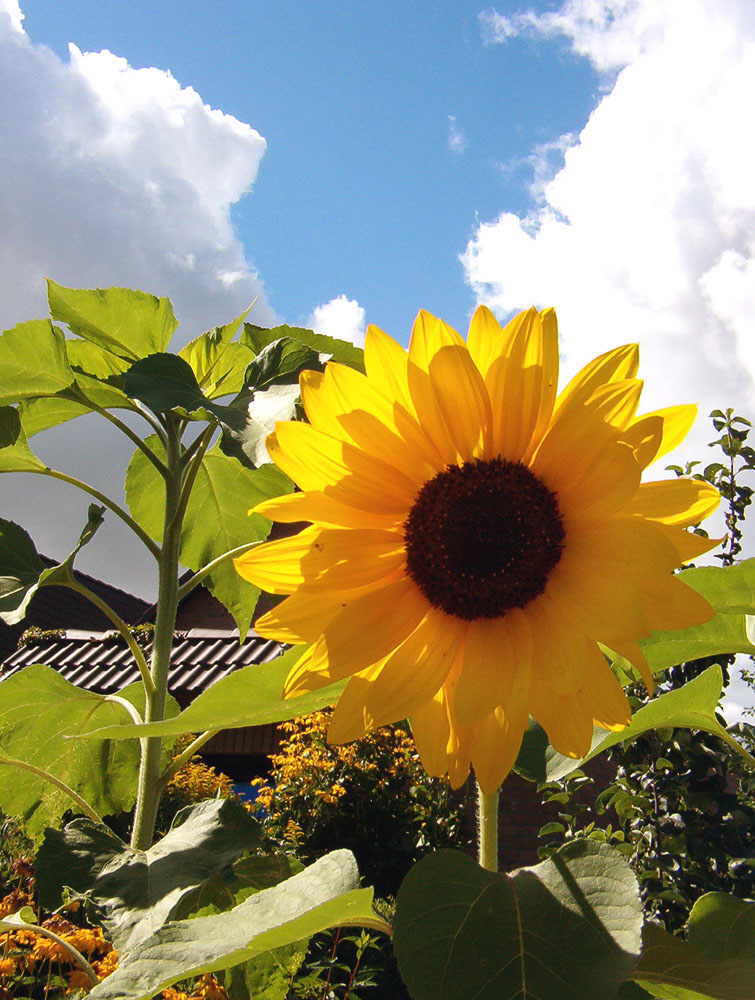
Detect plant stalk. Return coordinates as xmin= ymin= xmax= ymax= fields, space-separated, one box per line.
xmin=477 ymin=783 xmax=500 ymax=872
xmin=0 ymin=756 xmax=104 ymax=826
xmin=130 ymin=419 xmax=183 ymax=850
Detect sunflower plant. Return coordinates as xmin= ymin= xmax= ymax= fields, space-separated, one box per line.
xmin=0 ymin=284 xmax=752 ymax=999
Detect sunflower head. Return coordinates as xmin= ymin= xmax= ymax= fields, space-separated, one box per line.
xmin=236 ymin=306 xmax=720 ymax=792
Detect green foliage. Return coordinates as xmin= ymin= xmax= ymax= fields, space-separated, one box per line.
xmin=75 ymin=646 xmax=348 ymax=741
xmin=0 ymin=504 xmax=104 ymax=625
xmin=36 ymin=798 xmax=261 ymax=950
xmin=242 ymin=323 xmax=364 ymax=372
xmin=394 ymin=842 xmax=643 ymax=1000
xmin=0 ymin=666 xmax=177 ymax=839
xmin=251 ymin=711 xmax=469 ymax=896
xmin=0 ymin=319 xmax=74 ymax=403
xmin=47 ymin=280 xmax=178 ymax=359
xmin=126 ymin=436 xmax=292 ymax=637
xmin=0 ymin=406 xmax=47 ymax=471
xmin=86 ymin=850 xmax=388 ymax=1000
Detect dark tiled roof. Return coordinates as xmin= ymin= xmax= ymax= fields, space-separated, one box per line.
xmin=0 ymin=628 xmax=285 ymax=698
xmin=0 ymin=559 xmax=152 ymax=661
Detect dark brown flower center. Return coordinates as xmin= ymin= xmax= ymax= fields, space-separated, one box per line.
xmin=403 ymin=459 xmax=565 ymax=621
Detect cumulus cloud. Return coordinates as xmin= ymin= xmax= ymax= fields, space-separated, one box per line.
xmin=307 ymin=294 xmax=367 ymax=348
xmin=0 ymin=1 xmax=276 ymax=596
xmin=0 ymin=0 xmax=274 ymax=335
xmin=448 ymin=115 xmax=468 ymax=155
xmin=466 ymin=0 xmax=755 ymax=438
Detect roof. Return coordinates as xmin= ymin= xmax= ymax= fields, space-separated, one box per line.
xmin=0 ymin=628 xmax=285 ymax=699
xmin=0 ymin=559 xmax=152 ymax=661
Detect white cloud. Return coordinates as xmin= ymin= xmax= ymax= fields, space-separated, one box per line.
xmin=308 ymin=294 xmax=366 ymax=348
xmin=0 ymin=1 xmax=274 ymax=336
xmin=0 ymin=2 xmax=277 ymax=597
xmin=448 ymin=115 xmax=468 ymax=155
xmin=466 ymin=0 xmax=755 ymax=442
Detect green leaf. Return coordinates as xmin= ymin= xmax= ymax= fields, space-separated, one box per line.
xmin=0 ymin=407 xmax=46 ymax=472
xmin=243 ymin=323 xmax=364 ymax=371
xmin=512 ymin=718 xmax=550 ymax=782
xmin=631 ymin=922 xmax=754 ymax=1000
xmin=0 ymin=505 xmax=104 ymax=625
xmin=179 ymin=312 xmax=254 ymax=397
xmin=0 ymin=906 xmax=38 ymax=930
xmin=638 ymin=561 xmax=755 ymax=673
xmin=36 ymin=798 xmax=261 ymax=950
xmin=126 ymin=439 xmax=293 ymax=637
xmin=393 ymin=841 xmax=642 ymax=1000
xmin=87 ymin=850 xmax=389 ymax=1000
xmin=74 ymin=646 xmax=347 ymax=741
xmin=687 ymin=893 xmax=755 ymax=963
xmin=0 ymin=666 xmax=175 ymax=838
xmin=541 ymin=666 xmax=753 ymax=783
xmin=47 ymin=280 xmax=177 ymax=360
xmin=245 ymin=337 xmax=322 ymax=391
xmin=113 ymin=352 xmax=208 ymax=413
xmin=0 ymin=320 xmax=74 ymax=404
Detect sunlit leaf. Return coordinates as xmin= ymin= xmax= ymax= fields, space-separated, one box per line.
xmin=87 ymin=850 xmax=388 ymax=1000
xmin=179 ymin=311 xmax=254 ymax=397
xmin=0 ymin=666 xmax=176 ymax=838
xmin=36 ymin=798 xmax=261 ymax=950
xmin=0 ymin=320 xmax=74 ymax=404
xmin=126 ymin=438 xmax=292 ymax=637
xmin=245 ymin=338 xmax=322 ymax=391
xmin=47 ymin=280 xmax=177 ymax=360
xmin=0 ymin=407 xmax=46 ymax=472
xmin=632 ymin=920 xmax=754 ymax=1000
xmin=75 ymin=646 xmax=347 ymax=741
xmin=519 ymin=667 xmax=753 ymax=784
xmin=394 ymin=841 xmax=642 ymax=1000
xmin=243 ymin=323 xmax=364 ymax=371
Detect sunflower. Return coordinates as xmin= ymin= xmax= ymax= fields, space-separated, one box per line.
xmin=235 ymin=307 xmax=720 ymax=792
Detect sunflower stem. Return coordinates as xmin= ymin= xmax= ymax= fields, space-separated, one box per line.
xmin=477 ymin=783 xmax=499 ymax=872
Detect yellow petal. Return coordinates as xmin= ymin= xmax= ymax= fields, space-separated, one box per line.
xmin=651 ymin=523 xmax=723 ymax=563
xmin=624 ymin=479 xmax=720 ymax=525
xmin=327 ymin=663 xmax=384 ymax=744
xmin=364 ymin=323 xmax=413 ymax=411
xmin=409 ymin=309 xmax=465 ymax=365
xmin=620 ymin=415 xmax=664 ymax=470
xmin=365 ymin=608 xmax=464 ymax=724
xmin=252 ymin=490 xmax=398 ymax=530
xmin=485 ymin=308 xmax=550 ymax=461
xmin=605 ymin=640 xmax=656 ymax=694
xmin=283 ymin=639 xmax=331 ymax=697
xmin=634 ymin=404 xmax=697 ymax=462
xmin=255 ymin=589 xmax=343 ymax=643
xmin=558 ymin=441 xmax=642 ymax=522
xmin=530 ymin=688 xmax=595 ymax=759
xmin=470 ymin=692 xmax=530 ymax=794
xmin=644 ymin=574 xmax=715 ymax=632
xmin=466 ymin=304 xmax=507 ymax=378
xmin=428 ymin=344 xmax=492 ymax=461
xmin=453 ymin=609 xmax=531 ymax=728
xmin=579 ymin=646 xmax=631 ymax=731
xmin=234 ymin=526 xmax=320 ymax=594
xmin=322 ymin=576 xmax=429 ymax=678
xmin=554 ymin=343 xmax=639 ymax=420
xmin=269 ymin=422 xmax=417 ymax=514
xmin=409 ymin=688 xmax=452 ymax=779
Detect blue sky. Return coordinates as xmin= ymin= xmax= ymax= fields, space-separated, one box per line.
xmin=20 ymin=0 xmax=599 ymax=338
xmin=0 ymin=0 xmax=753 ymax=717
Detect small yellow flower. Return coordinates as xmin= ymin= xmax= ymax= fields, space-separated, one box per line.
xmin=237 ymin=307 xmax=720 ymax=791
xmin=0 ymin=957 xmax=17 ymax=976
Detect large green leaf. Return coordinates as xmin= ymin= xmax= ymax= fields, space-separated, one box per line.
xmin=179 ymin=312 xmax=254 ymax=398
xmin=394 ymin=841 xmax=642 ymax=1000
xmin=639 ymin=561 xmax=755 ymax=673
xmin=519 ymin=666 xmax=753 ymax=784
xmin=631 ymin=921 xmax=754 ymax=1000
xmin=0 ymin=665 xmax=176 ymax=838
xmin=0 ymin=320 xmax=74 ymax=404
xmin=75 ymin=646 xmax=347 ymax=740
xmin=0 ymin=505 xmax=104 ymax=625
xmin=0 ymin=407 xmax=46 ymax=472
xmin=113 ymin=352 xmax=209 ymax=413
xmin=243 ymin=323 xmax=364 ymax=372
xmin=245 ymin=338 xmax=322 ymax=391
xmin=47 ymin=280 xmax=177 ymax=360
xmin=686 ymin=893 xmax=755 ymax=962
xmin=87 ymin=850 xmax=389 ymax=1000
xmin=126 ymin=439 xmax=293 ymax=638
xmin=36 ymin=798 xmax=261 ymax=950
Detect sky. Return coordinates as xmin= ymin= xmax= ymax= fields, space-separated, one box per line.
xmin=0 ymin=0 xmax=753 ymax=715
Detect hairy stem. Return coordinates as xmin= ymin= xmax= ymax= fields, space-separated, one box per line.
xmin=176 ymin=540 xmax=263 ymax=602
xmin=7 ymin=916 xmax=99 ymax=985
xmin=477 ymin=783 xmax=500 ymax=872
xmin=130 ymin=417 xmax=184 ymax=850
